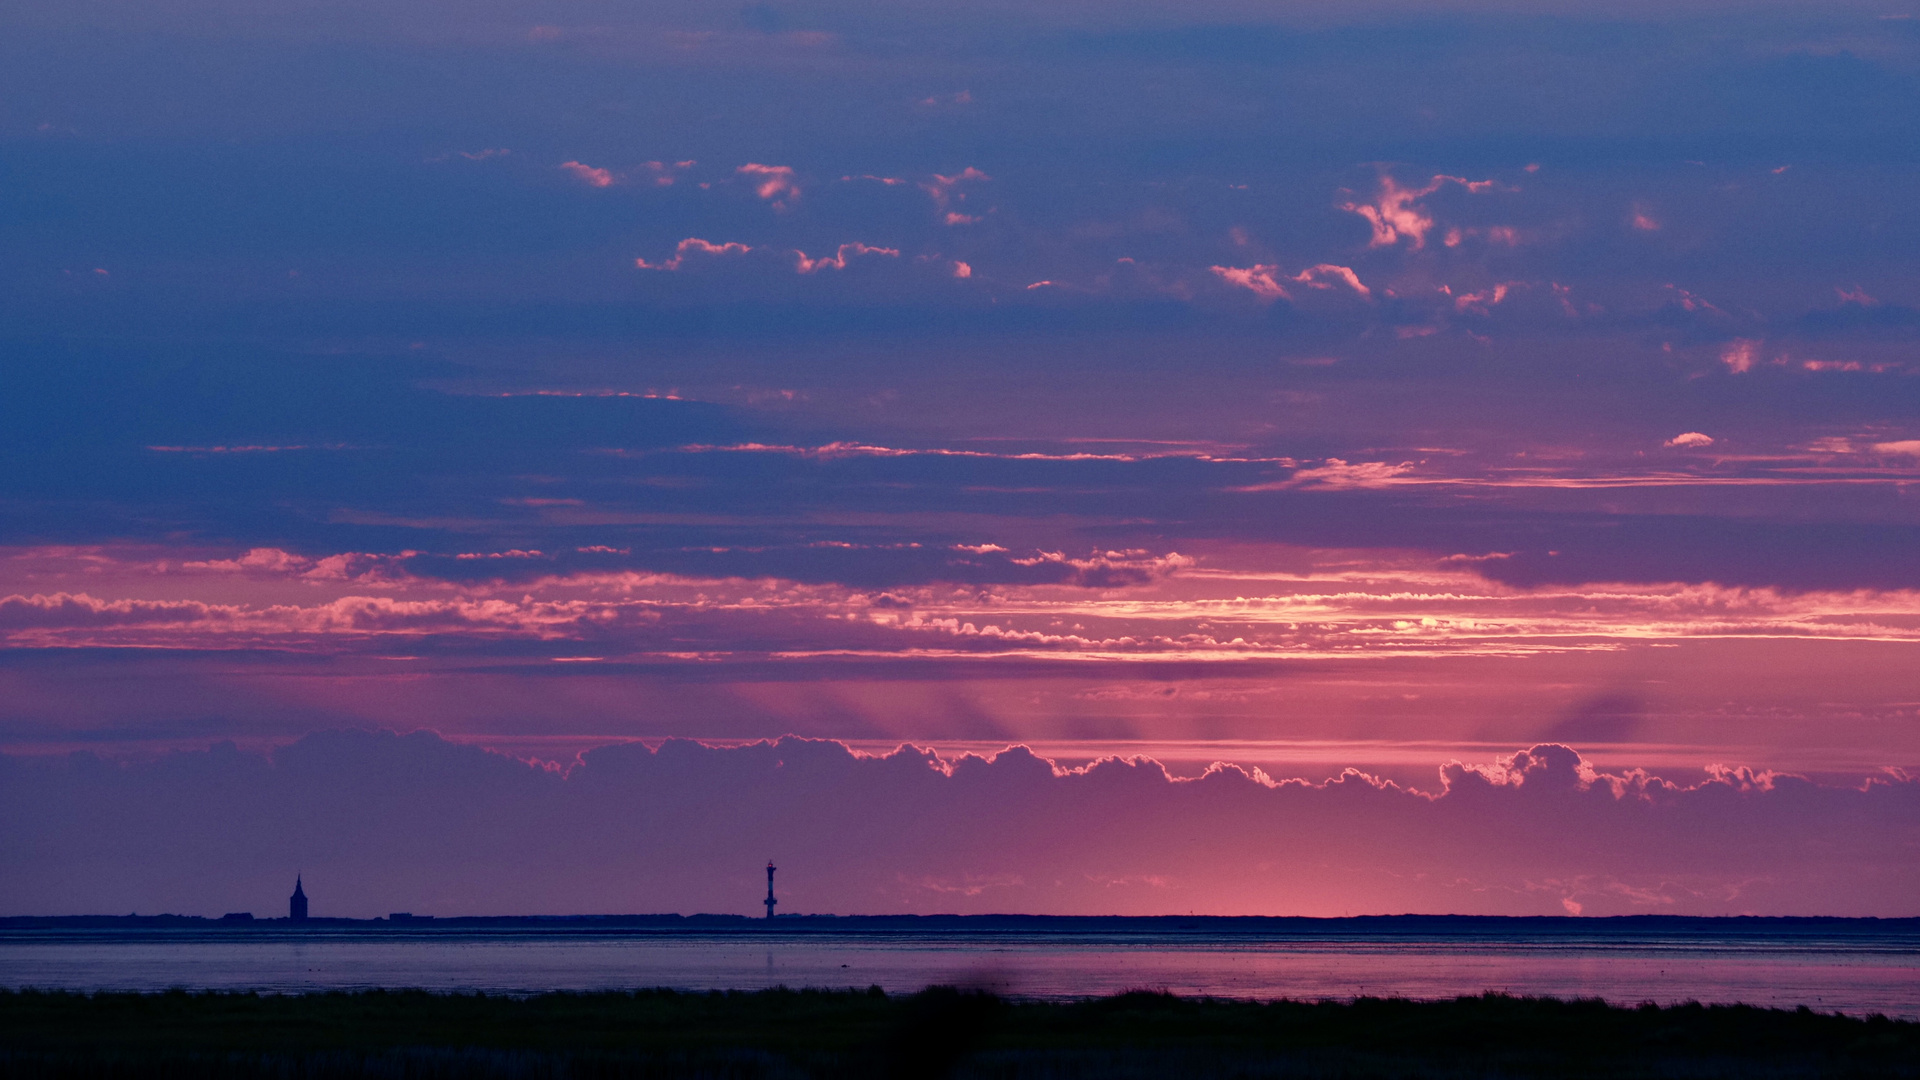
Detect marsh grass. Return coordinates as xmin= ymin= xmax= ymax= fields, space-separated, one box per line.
xmin=1 ymin=987 xmax=1913 ymax=1078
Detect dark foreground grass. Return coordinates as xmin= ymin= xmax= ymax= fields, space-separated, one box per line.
xmin=1 ymin=987 xmax=1915 ymax=1079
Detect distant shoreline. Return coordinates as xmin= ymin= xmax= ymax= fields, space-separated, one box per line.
xmin=5 ymin=913 xmax=1917 ymax=936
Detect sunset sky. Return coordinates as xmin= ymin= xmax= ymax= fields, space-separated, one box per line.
xmin=3 ymin=0 xmax=1918 ymax=918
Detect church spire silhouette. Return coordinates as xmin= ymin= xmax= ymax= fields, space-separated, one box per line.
xmin=289 ymin=875 xmax=308 ymax=922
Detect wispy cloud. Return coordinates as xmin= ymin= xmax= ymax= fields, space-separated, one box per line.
xmin=668 ymin=441 xmax=1271 ymax=464
xmin=20 ymin=539 xmax=1920 ymax=666
xmin=146 ymin=444 xmax=324 ymax=453
xmin=640 ymin=160 xmax=695 ymax=186
xmin=427 ymin=148 xmax=510 ymax=163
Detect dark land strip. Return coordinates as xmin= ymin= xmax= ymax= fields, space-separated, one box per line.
xmin=2 ymin=987 xmax=1916 ymax=1079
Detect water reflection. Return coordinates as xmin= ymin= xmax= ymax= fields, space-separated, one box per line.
xmin=0 ymin=929 xmax=1912 ymax=1018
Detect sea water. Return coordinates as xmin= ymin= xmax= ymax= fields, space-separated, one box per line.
xmin=2 ymin=925 xmax=1914 ymax=1017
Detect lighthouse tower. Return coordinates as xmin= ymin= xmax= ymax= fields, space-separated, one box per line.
xmin=764 ymin=861 xmax=777 ymax=919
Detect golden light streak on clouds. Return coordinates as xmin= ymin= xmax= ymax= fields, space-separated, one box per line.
xmin=5 ymin=546 xmax=1920 ymax=662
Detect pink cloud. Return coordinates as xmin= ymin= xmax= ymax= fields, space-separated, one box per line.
xmin=184 ymin=547 xmax=313 ymax=573
xmin=1292 ymin=263 xmax=1370 ymax=298
xmin=952 ymin=261 xmax=972 ymax=279
xmin=558 ymin=161 xmax=616 ymax=188
xmin=1721 ymin=339 xmax=1759 ymax=374
xmin=922 ymin=167 xmax=990 ymax=219
xmin=1664 ymin=285 xmax=1724 ymax=316
xmin=792 ymin=242 xmax=900 ymax=273
xmin=1631 ymin=203 xmax=1661 ymax=231
xmin=1211 ymin=263 xmax=1368 ymax=302
xmin=635 ymin=237 xmax=753 ymax=271
xmin=1451 ymin=282 xmax=1520 ymax=314
xmin=0 ymin=592 xmax=219 ymax=630
xmin=1666 ymin=432 xmax=1715 ymax=448
xmin=1340 ymin=174 xmax=1502 ymax=249
xmin=1444 ymin=225 xmax=1525 ymax=247
xmin=164 ymin=547 xmax=397 ymax=584
xmin=1276 ymin=458 xmax=1417 ymax=490
xmin=738 ymin=163 xmax=799 ymax=209
xmin=640 ymin=160 xmax=695 ymax=187
xmin=1209 ymin=264 xmax=1289 ymax=302
xmin=1552 ymin=281 xmax=1585 ymax=318
xmin=18 ymin=543 xmax=1920 ymax=685
xmin=0 ymin=590 xmax=673 ymax=646
xmin=680 ymin=441 xmax=1255 ymax=465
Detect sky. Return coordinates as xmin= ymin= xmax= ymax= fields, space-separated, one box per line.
xmin=2 ymin=0 xmax=1918 ymax=918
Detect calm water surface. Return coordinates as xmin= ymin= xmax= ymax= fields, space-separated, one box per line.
xmin=3 ymin=929 xmax=1915 ymax=1018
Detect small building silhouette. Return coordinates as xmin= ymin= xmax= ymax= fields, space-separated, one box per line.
xmin=289 ymin=876 xmax=308 ymax=922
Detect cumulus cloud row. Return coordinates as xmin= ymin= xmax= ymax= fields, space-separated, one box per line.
xmin=3 ymin=732 xmax=1911 ymax=917
xmin=634 ymin=238 xmax=904 ymax=275
xmin=582 ymin=163 xmax=1909 ymax=356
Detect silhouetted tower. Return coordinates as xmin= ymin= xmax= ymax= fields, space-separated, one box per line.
xmin=289 ymin=876 xmax=308 ymax=922
xmin=764 ymin=861 xmax=777 ymax=919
